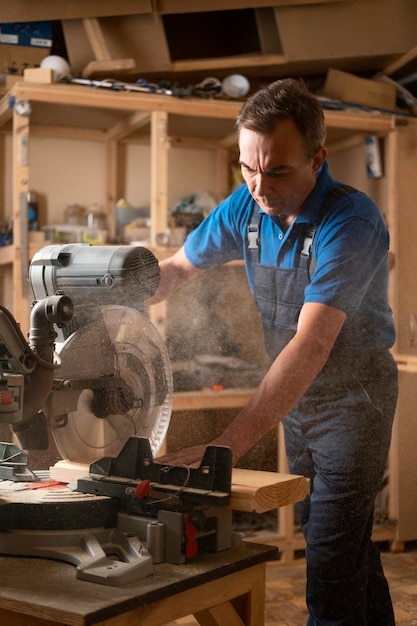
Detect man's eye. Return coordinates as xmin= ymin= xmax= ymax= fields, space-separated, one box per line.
xmin=241 ymin=165 xmax=256 ymax=175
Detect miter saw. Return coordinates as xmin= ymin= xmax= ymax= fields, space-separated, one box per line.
xmin=0 ymin=243 xmax=238 ymax=586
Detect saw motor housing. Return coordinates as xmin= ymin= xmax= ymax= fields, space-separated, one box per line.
xmin=29 ymin=243 xmax=161 ymax=342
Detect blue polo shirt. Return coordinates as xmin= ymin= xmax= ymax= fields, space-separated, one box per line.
xmin=184 ymin=160 xmax=395 ymax=351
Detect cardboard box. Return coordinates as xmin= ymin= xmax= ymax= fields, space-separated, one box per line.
xmin=322 ymin=68 xmax=397 ymax=110
xmin=0 ymin=43 xmax=50 ymax=75
xmin=0 ymin=21 xmax=52 ymax=48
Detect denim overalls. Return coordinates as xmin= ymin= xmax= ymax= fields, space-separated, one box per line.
xmin=249 ymin=196 xmax=398 ymax=625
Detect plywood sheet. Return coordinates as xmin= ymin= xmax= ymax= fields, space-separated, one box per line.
xmin=276 ymin=0 xmax=417 ymax=62
xmin=0 ymin=0 xmax=152 ymax=23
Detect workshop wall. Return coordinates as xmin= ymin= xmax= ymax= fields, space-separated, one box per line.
xmin=2 ymin=135 xmax=219 ymax=226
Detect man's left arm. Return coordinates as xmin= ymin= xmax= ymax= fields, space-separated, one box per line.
xmin=157 ymin=301 xmax=346 ymax=466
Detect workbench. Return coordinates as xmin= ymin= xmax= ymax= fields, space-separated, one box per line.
xmin=0 ymin=542 xmax=277 ymax=626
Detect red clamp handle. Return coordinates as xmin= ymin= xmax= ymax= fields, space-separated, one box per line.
xmin=185 ymin=513 xmax=198 ymax=559
xmin=135 ymin=479 xmax=151 ymax=499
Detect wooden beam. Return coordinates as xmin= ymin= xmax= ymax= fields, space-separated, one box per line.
xmin=155 ymin=0 xmax=350 ymax=13
xmin=81 ymin=17 xmax=136 ymax=78
xmin=324 ymin=108 xmax=397 ymax=133
xmin=11 ymin=83 xmax=242 ymax=120
xmin=150 ymin=110 xmax=169 ymax=239
xmin=170 ymin=53 xmax=287 ymax=73
xmin=173 ymin=388 xmax=252 ymax=411
xmin=230 ymin=468 xmax=309 ymax=512
xmin=373 ymin=44 xmax=417 ymax=79
xmin=0 ymin=0 xmax=152 ymax=23
xmin=27 ymin=125 xmax=107 ymax=142
xmin=105 ymin=111 xmax=150 ymax=141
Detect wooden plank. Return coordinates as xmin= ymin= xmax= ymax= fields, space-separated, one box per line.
xmin=173 ymin=388 xmax=253 ymax=412
xmin=83 ymin=17 xmax=114 ymax=61
xmin=8 ymin=82 xmax=397 ymax=136
xmin=23 ymin=68 xmax=54 ymax=84
xmin=50 ymin=460 xmax=309 ymax=513
xmin=0 ymin=0 xmax=152 ymax=22
xmin=156 ymin=0 xmax=351 ymax=13
xmin=230 ymin=468 xmax=309 ymax=513
xmin=82 ymin=58 xmax=136 ymax=78
xmin=324 ymin=109 xmax=396 ymax=133
xmin=49 ymin=460 xmax=90 ymax=482
xmin=170 ymin=53 xmax=287 ymax=73
xmin=105 ymin=111 xmax=150 ymax=142
xmin=10 ymin=82 xmax=239 ymax=119
xmin=0 ymin=0 xmax=349 ymax=22
xmin=373 ymin=43 xmax=417 ymax=79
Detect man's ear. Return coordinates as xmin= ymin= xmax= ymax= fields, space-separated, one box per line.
xmin=313 ymin=147 xmax=328 ymax=172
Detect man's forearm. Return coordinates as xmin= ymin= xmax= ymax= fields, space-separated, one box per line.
xmin=212 ymin=303 xmax=346 ymax=463
xmin=147 ymin=247 xmax=202 ymax=304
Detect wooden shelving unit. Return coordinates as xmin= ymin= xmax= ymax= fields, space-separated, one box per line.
xmin=0 ymin=80 xmax=397 ymax=327
xmin=1 ymin=79 xmax=417 ymax=556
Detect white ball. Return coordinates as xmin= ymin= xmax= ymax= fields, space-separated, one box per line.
xmin=40 ymin=55 xmax=72 ymax=82
xmin=222 ymin=74 xmax=250 ymax=99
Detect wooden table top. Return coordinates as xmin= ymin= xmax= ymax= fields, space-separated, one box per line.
xmin=0 ymin=541 xmax=278 ymax=625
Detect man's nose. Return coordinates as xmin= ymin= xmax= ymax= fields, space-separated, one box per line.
xmin=253 ymin=173 xmax=271 ymax=196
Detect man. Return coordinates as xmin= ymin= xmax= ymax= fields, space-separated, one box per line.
xmin=148 ymin=78 xmax=398 ymax=625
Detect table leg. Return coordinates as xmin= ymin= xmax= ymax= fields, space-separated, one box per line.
xmin=194 ymin=562 xmax=266 ymax=626
xmin=98 ymin=562 xmax=267 ymax=626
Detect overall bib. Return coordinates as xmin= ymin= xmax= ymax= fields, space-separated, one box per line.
xmin=249 ymin=203 xmax=398 ymax=625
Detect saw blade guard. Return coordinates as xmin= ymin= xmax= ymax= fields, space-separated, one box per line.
xmin=47 ymin=305 xmax=173 ymax=464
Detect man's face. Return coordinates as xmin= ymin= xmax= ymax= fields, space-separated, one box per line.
xmin=238 ymin=119 xmax=327 ymax=225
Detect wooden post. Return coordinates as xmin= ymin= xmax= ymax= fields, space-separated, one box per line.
xmin=150 ymin=110 xmax=169 ymax=241
xmin=12 ymin=106 xmax=31 ymax=332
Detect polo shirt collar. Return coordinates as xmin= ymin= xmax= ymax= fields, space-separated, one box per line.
xmin=294 ymin=159 xmax=334 ymax=225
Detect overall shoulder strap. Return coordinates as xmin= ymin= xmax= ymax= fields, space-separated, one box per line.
xmin=302 ymin=183 xmax=357 ymax=278
xmin=247 ymin=206 xmax=263 ymax=263
xmin=246 ymin=184 xmax=356 ymax=272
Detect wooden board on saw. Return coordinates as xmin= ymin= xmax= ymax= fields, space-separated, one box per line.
xmin=230 ymin=468 xmax=309 ymax=513
xmin=50 ymin=460 xmax=310 ymax=512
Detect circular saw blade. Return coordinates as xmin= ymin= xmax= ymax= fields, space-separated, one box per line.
xmin=49 ymin=306 xmax=172 ymax=463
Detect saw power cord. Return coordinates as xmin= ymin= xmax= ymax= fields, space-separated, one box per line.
xmin=145 ymin=463 xmax=191 ymax=507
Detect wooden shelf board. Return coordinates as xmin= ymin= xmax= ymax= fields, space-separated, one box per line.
xmin=172 ymin=387 xmax=253 ymax=411
xmin=0 ymin=83 xmax=398 ymax=143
